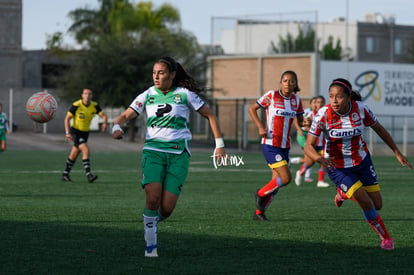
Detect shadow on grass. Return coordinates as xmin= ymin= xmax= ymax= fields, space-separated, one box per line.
xmin=1 ymin=220 xmax=412 ymax=274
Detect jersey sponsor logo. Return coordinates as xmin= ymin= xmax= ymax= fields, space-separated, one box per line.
xmin=173 ymin=94 xmax=182 ymax=104
xmin=291 ymin=98 xmax=297 ymax=107
xmin=329 ymin=128 xmax=362 ymax=137
xmin=149 ymin=122 xmax=175 ymax=129
xmin=329 ymin=121 xmax=342 ymax=128
xmin=274 ymin=98 xmax=285 ymax=108
xmin=318 ymin=121 xmax=326 ymax=129
xmin=274 ymin=109 xmax=296 ymax=117
xmin=351 ymin=112 xmax=360 ymax=121
xmin=147 ymin=96 xmax=155 ymax=104
xmin=155 ymin=104 xmax=172 ymax=117
xmin=350 ymin=112 xmax=362 ymax=126
xmin=261 ymin=96 xmax=271 ymax=106
xmin=311 ymin=121 xmax=325 ymax=132
xmin=275 ymin=154 xmax=283 ymax=162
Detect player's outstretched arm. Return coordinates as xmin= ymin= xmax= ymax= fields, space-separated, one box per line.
xmin=112 ymin=108 xmax=137 ymax=140
xmin=197 ymin=105 xmax=226 ymax=157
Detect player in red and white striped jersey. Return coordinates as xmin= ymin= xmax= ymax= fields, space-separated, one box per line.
xmin=305 ymin=78 xmax=412 ymax=250
xmin=295 ymin=95 xmax=330 ymax=187
xmin=249 ymin=70 xmax=305 ymax=221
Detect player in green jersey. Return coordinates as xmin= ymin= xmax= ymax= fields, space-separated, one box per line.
xmin=112 ymin=56 xmax=226 ymax=257
xmin=0 ymin=103 xmax=10 ymax=152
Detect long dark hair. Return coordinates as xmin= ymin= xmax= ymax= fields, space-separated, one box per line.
xmin=329 ymin=78 xmax=362 ymax=101
xmin=157 ymin=56 xmax=201 ymax=93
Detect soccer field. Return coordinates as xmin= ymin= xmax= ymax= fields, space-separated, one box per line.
xmin=0 ymin=150 xmax=413 ymax=274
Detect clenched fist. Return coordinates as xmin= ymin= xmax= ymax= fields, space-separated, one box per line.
xmin=112 ymin=124 xmax=124 ymax=139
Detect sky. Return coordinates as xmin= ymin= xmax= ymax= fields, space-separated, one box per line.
xmin=22 ymin=0 xmax=414 ymax=50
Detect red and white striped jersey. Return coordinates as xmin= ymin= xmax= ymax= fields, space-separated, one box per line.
xmin=309 ymin=101 xmax=377 ymax=168
xmin=257 ymin=90 xmax=304 ymax=148
xmin=308 ymin=110 xmax=325 ymax=147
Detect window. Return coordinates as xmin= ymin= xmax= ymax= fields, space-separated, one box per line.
xmin=394 ymin=38 xmax=403 ymax=55
xmin=366 ymin=37 xmax=378 ymax=53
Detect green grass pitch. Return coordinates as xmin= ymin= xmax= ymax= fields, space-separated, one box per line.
xmin=0 ymin=150 xmax=413 ymax=274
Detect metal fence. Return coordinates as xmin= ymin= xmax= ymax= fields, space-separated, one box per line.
xmin=193 ymin=98 xmax=414 ymax=154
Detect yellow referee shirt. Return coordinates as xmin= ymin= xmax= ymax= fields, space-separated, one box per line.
xmin=68 ymin=99 xmax=103 ymax=132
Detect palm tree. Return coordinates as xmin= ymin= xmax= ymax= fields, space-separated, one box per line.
xmin=68 ymin=0 xmax=181 ymax=45
xmin=67 ymin=0 xmax=120 ymax=45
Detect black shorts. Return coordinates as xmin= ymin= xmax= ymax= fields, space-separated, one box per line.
xmin=70 ymin=128 xmax=89 ymax=147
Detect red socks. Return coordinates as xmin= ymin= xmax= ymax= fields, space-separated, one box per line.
xmin=367 ymin=214 xmax=391 ymax=241
xmin=318 ymin=168 xmax=325 ymax=182
xmin=298 ymin=164 xmax=308 ymax=176
xmin=258 ymin=177 xmax=283 ymax=196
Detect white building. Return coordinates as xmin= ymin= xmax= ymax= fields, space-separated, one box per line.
xmin=215 ymin=13 xmax=411 ymax=64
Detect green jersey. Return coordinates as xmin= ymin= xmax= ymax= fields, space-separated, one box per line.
xmin=129 ymin=86 xmax=205 ymax=154
xmin=0 ymin=112 xmax=9 ymax=132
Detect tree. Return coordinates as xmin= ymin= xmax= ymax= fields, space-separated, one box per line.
xmin=46 ymin=32 xmax=64 ymax=50
xmin=67 ymin=0 xmax=119 ymax=45
xmin=67 ymin=0 xmax=181 ymax=46
xmin=61 ymin=31 xmax=198 ymax=105
xmin=58 ymin=0 xmax=201 ymax=141
xmin=270 ymin=25 xmax=342 ymax=60
xmin=321 ymin=36 xmax=342 ymax=60
xmin=271 ymin=25 xmax=316 ymax=53
xmin=109 ymin=1 xmax=180 ymax=34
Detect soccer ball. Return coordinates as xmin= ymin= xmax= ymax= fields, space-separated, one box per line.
xmin=26 ymin=92 xmax=58 ymax=123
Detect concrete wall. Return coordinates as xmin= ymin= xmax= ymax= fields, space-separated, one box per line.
xmin=210 ymin=54 xmax=316 ymax=99
xmin=209 ymin=54 xmax=317 ymax=141
xmin=0 ymin=0 xmax=22 ymax=88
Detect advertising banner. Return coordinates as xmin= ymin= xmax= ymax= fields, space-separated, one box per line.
xmin=320 ymin=61 xmax=414 ymax=115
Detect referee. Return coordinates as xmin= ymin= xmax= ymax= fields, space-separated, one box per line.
xmin=62 ymin=88 xmax=107 ymax=183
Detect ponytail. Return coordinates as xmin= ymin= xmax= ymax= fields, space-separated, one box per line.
xmin=174 ymin=62 xmax=202 ymax=93
xmin=157 ymin=56 xmax=201 ymax=93
xmin=351 ymin=90 xmax=362 ymax=101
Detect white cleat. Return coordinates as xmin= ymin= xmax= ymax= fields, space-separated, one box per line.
xmin=295 ymin=170 xmax=302 ymax=186
xmin=290 ymin=157 xmax=301 ymax=164
xmin=317 ymin=181 xmax=330 ymax=188
xmin=145 ymin=245 xmax=158 ymax=257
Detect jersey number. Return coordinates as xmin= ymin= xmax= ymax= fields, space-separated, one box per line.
xmin=156 ymin=104 xmax=172 ymax=117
